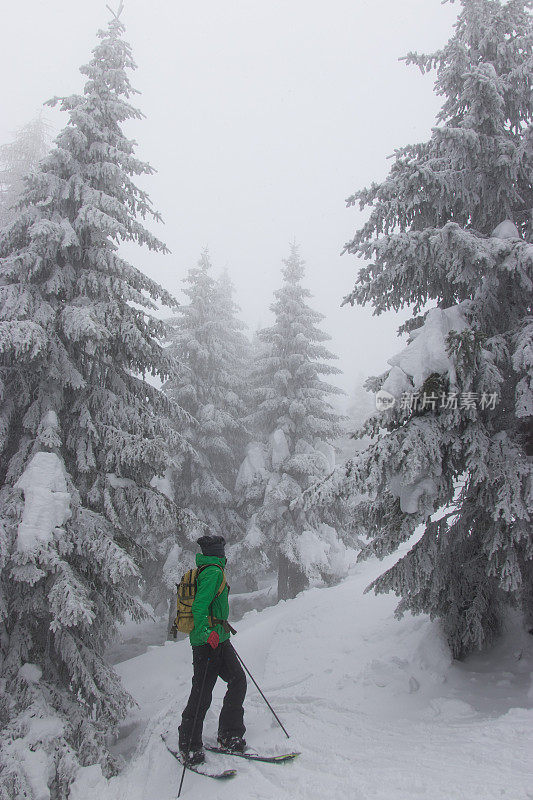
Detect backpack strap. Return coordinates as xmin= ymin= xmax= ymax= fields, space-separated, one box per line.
xmin=196 ymin=563 xmax=226 ymax=598
xmin=211 ymin=617 xmax=237 ymax=635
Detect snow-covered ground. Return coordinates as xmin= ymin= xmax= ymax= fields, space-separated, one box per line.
xmin=73 ymin=547 xmax=533 ymax=800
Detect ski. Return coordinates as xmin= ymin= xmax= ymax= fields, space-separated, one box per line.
xmin=162 ymin=736 xmax=237 ymax=781
xmin=206 ymin=745 xmax=300 ymax=764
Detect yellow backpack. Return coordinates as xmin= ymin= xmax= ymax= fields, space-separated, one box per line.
xmin=172 ymin=564 xmax=226 ymax=636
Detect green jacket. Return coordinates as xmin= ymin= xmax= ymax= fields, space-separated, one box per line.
xmin=190 ymin=553 xmax=231 ymax=647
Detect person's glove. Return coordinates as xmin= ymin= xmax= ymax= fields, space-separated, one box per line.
xmin=207 ymin=631 xmax=219 ymax=650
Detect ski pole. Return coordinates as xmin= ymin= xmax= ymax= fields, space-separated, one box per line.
xmin=232 ymin=646 xmax=290 ymax=739
xmin=178 ymin=654 xmax=211 ymax=798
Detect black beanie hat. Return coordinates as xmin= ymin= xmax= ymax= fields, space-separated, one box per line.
xmin=197 ymin=535 xmax=226 ymax=559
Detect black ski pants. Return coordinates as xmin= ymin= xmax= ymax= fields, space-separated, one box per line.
xmin=178 ymin=640 xmax=247 ymax=750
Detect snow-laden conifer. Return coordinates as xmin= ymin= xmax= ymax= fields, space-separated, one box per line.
xmin=0 ymin=114 xmax=50 ymax=228
xmin=162 ymin=251 xmax=250 ymax=569
xmin=340 ymin=0 xmax=533 ymax=658
xmin=0 ymin=10 xmax=186 ymax=796
xmin=237 ymin=244 xmax=350 ymax=598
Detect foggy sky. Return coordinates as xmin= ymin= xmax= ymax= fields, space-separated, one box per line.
xmin=1 ymin=0 xmax=459 ymax=404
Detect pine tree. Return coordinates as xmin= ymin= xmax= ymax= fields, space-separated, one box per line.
xmin=0 ymin=10 xmax=186 ymax=796
xmin=0 ymin=114 xmax=50 ymax=228
xmin=162 ymin=251 xmax=250 ymax=564
xmin=237 ymin=244 xmax=349 ymax=599
xmin=341 ymin=0 xmax=533 ymax=658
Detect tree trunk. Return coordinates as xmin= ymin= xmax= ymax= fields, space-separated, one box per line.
xmin=278 ymin=553 xmax=308 ymax=601
xmin=167 ymin=592 xmax=176 ymax=640
xmin=277 ymin=552 xmax=289 ymax=601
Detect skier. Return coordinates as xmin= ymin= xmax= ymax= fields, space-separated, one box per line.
xmin=178 ymin=535 xmax=247 ymax=765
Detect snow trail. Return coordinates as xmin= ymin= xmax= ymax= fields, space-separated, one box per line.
xmin=72 ymin=550 xmax=533 ymax=800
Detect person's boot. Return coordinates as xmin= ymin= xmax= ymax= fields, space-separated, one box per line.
xmin=179 ymin=744 xmax=205 ymax=765
xmin=217 ymin=734 xmax=247 ymax=753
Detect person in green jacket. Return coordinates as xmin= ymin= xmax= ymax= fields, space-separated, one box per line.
xmin=178 ymin=535 xmax=247 ymax=765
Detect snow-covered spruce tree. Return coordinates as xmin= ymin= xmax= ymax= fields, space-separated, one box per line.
xmin=162 ymin=251 xmax=250 ymax=575
xmin=0 ymin=114 xmax=50 ymax=229
xmin=217 ymin=268 xmax=254 ymax=429
xmin=341 ymin=0 xmax=533 ymax=658
xmin=0 ymin=11 xmax=186 ymax=797
xmin=237 ymin=244 xmax=349 ymax=599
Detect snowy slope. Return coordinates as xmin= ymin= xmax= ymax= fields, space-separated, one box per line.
xmin=71 ymin=547 xmax=533 ymax=800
